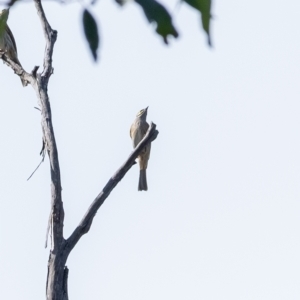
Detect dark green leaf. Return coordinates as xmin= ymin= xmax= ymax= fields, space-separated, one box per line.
xmin=82 ymin=8 xmax=99 ymax=61
xmin=135 ymin=0 xmax=179 ymax=44
xmin=183 ymin=0 xmax=212 ymax=46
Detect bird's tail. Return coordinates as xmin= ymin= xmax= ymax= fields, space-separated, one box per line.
xmin=138 ymin=169 xmax=148 ymax=191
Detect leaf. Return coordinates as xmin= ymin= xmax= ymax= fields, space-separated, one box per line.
xmin=134 ymin=0 xmax=179 ymax=44
xmin=82 ymin=9 xmax=99 ymax=61
xmin=182 ymin=0 xmax=212 ymax=46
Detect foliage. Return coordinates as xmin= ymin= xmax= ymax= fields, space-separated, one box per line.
xmin=82 ymin=8 xmax=99 ymax=61
xmin=182 ymin=0 xmax=211 ymax=45
xmin=6 ymin=0 xmax=212 ymax=61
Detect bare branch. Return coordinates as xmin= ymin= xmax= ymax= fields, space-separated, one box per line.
xmin=66 ymin=122 xmax=159 ymax=251
xmin=33 ymin=0 xmax=63 ymax=249
xmin=2 ymin=1 xmax=65 ymax=297
xmin=34 ymin=0 xmax=57 ymax=80
xmin=26 ymin=151 xmax=45 ymax=181
xmin=0 ymin=51 xmax=33 ymax=86
xmin=31 ymin=65 xmax=40 ymax=78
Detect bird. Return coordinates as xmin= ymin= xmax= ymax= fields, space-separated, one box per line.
xmin=130 ymin=107 xmax=151 ymax=191
xmin=0 ymin=9 xmax=27 ymax=86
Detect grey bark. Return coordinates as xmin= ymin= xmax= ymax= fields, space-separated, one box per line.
xmin=1 ymin=1 xmax=159 ymax=299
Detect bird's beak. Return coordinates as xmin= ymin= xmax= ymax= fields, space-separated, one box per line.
xmin=145 ymin=106 xmax=149 ymax=111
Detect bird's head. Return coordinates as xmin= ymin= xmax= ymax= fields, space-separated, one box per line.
xmin=0 ymin=9 xmax=9 ymax=24
xmin=136 ymin=106 xmax=148 ymax=118
xmin=0 ymin=9 xmax=9 ymax=37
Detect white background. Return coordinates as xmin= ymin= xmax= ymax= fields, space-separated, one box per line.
xmin=0 ymin=0 xmax=300 ymax=299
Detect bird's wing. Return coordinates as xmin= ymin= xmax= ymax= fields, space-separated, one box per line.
xmin=130 ymin=123 xmax=134 ymax=139
xmin=130 ymin=122 xmax=140 ymax=147
xmin=132 ymin=129 xmax=143 ymax=148
xmin=133 ymin=121 xmax=149 ymax=147
xmin=6 ymin=25 xmax=17 ymax=53
xmin=141 ymin=121 xmax=149 ymax=135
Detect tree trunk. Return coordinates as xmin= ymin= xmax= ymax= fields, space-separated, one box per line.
xmin=46 ymin=241 xmax=69 ymax=300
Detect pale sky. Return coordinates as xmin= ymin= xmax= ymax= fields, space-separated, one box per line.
xmin=1 ymin=0 xmax=300 ymax=299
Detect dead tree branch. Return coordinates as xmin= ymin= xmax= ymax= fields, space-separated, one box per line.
xmin=33 ymin=0 xmax=63 ymax=251
xmin=0 ymin=51 xmax=33 ymax=86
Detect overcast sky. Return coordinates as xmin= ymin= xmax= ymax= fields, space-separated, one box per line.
xmin=1 ymin=0 xmax=300 ymax=299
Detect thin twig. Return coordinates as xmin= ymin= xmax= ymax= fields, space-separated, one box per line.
xmin=27 ymin=152 xmax=45 ymax=181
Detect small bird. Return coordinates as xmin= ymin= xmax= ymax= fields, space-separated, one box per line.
xmin=0 ymin=9 xmax=26 ymax=86
xmin=130 ymin=107 xmax=151 ymax=191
